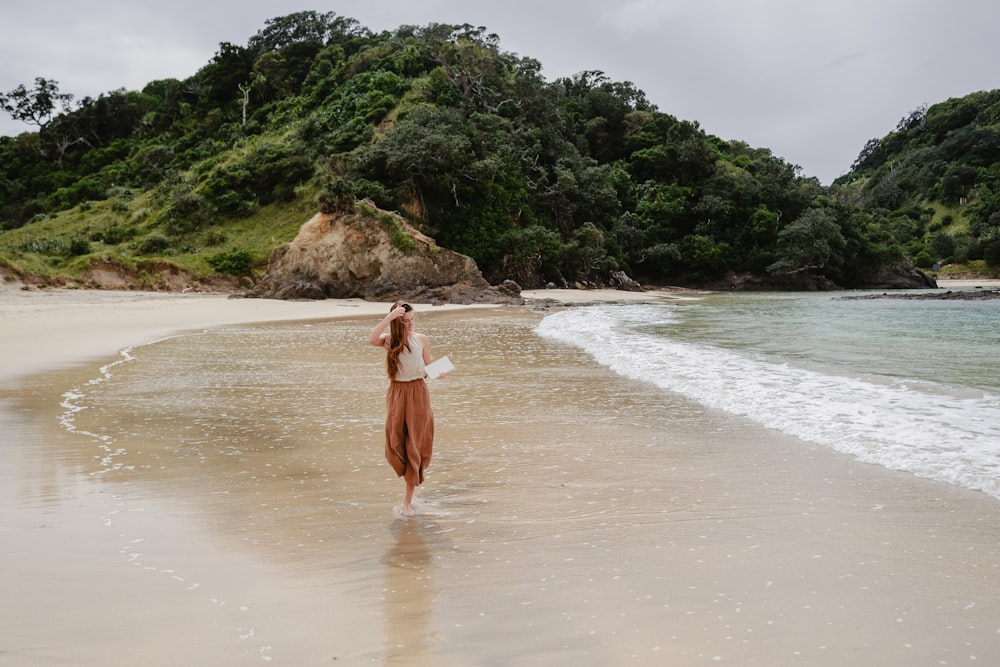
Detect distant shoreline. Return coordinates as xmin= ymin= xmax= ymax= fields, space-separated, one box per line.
xmin=0 ymin=286 xmax=693 ymax=385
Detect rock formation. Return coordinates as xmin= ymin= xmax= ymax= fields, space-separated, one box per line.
xmin=243 ymin=201 xmax=523 ymax=304
xmin=838 ymin=289 xmax=1000 ymax=301
xmin=704 ymin=260 xmax=938 ymax=291
xmin=855 ymin=261 xmax=938 ymax=289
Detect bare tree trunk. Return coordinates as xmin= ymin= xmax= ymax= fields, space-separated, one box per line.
xmin=238 ymin=83 xmax=251 ymax=126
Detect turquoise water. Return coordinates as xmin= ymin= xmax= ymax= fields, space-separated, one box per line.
xmin=537 ymin=291 xmax=1000 ymax=500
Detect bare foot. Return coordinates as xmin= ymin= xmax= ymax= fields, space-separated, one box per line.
xmin=401 ymin=503 xmax=415 ymax=517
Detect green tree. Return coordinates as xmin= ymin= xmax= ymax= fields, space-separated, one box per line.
xmin=563 ymin=221 xmax=610 ymax=281
xmin=194 ymin=42 xmax=255 ymax=110
xmin=768 ymin=208 xmax=846 ymax=275
xmin=679 ymin=234 xmax=725 ymax=278
xmin=355 ymin=104 xmax=472 ymax=209
xmin=748 ymin=206 xmax=781 ymax=242
xmin=247 ymin=10 xmax=365 ymax=53
xmin=426 ymin=24 xmax=507 ymax=116
xmin=498 ymin=224 xmax=563 ymax=286
xmin=0 ymin=77 xmax=73 ymax=128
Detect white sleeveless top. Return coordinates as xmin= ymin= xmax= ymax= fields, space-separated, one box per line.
xmin=393 ymin=333 xmax=426 ymax=381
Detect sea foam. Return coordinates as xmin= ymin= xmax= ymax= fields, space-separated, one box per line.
xmin=537 ymin=304 xmax=1000 ymax=500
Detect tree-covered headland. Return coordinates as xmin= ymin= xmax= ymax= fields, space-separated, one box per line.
xmin=1 ymin=11 xmax=997 ymax=289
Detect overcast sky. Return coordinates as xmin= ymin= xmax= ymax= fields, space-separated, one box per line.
xmin=2 ymin=0 xmax=997 ymax=184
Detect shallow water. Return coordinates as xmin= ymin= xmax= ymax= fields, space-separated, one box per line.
xmin=6 ymin=306 xmax=1000 ymax=665
xmin=538 ymin=291 xmax=1000 ymax=500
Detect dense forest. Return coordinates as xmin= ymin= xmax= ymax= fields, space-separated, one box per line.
xmin=837 ymin=92 xmax=1000 ymax=272
xmin=0 ymin=11 xmax=997 ymax=289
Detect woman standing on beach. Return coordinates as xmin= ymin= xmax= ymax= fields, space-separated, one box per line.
xmin=367 ymin=302 xmax=435 ymax=516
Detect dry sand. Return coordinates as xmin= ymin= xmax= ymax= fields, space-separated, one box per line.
xmin=935 ymin=277 xmax=1000 ymax=288
xmin=0 ymin=289 xmax=448 ymax=384
xmin=1 ymin=286 xmax=999 ymax=666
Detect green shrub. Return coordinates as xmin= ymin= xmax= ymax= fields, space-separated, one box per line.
xmin=913 ymin=247 xmax=936 ymax=268
xmin=66 ymin=237 xmax=91 ymax=257
xmin=136 ymin=235 xmax=170 ymax=255
xmin=206 ymin=249 xmax=253 ymax=275
xmin=390 ymin=223 xmax=416 ymax=252
xmin=273 ymin=183 xmax=296 ymax=203
xmin=21 ymin=238 xmax=65 ymax=255
xmin=351 ymin=178 xmax=389 ymax=204
xmin=92 ymin=223 xmax=134 ymax=245
xmin=317 ymin=178 xmax=355 ymax=214
xmin=129 ymin=144 xmax=174 ymax=185
xmin=376 ymin=212 xmax=416 ymax=252
xmin=164 ymin=192 xmax=207 ymax=234
xmin=930 ymin=232 xmax=955 ymax=259
xmin=199 ymin=139 xmax=313 ymax=214
xmin=213 ymin=190 xmax=256 ymax=217
xmin=203 ymin=230 xmax=229 ymax=246
xmin=985 ymin=239 xmax=1000 ymax=267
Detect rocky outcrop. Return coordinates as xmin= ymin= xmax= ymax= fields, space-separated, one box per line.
xmin=608 ymin=270 xmax=644 ymax=292
xmin=856 ymin=261 xmax=938 ymax=289
xmin=838 ymin=289 xmax=1000 ymax=301
xmin=243 ymin=202 xmax=523 ymax=304
xmin=703 ymin=271 xmax=840 ymax=291
xmin=701 ymin=260 xmax=938 ymax=291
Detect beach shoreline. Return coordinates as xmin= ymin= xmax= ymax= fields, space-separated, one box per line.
xmin=2 ymin=286 xmax=999 ymax=666
xmin=1 ymin=277 xmax=992 ymax=384
xmin=0 ymin=286 xmax=687 ymax=385
xmin=935 ymin=277 xmax=1000 ymax=287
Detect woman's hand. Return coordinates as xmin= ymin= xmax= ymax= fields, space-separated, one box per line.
xmin=369 ymin=306 xmax=407 ymax=347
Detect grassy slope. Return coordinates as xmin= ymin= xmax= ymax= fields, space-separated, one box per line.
xmin=0 ymin=183 xmax=320 ymax=283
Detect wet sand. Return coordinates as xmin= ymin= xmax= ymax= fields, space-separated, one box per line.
xmin=1 ymin=288 xmax=999 ymax=666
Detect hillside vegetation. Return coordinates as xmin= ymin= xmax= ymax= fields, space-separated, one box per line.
xmin=1 ymin=11 xmax=997 ymax=290
xmin=836 ymin=90 xmax=1000 ymax=276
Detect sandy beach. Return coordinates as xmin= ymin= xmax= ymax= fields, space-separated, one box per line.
xmin=2 ymin=286 xmax=999 ymax=666
xmin=935 ymin=277 xmax=1000 ymax=288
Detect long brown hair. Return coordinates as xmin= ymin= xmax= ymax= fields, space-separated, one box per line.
xmin=385 ymin=301 xmax=412 ymax=380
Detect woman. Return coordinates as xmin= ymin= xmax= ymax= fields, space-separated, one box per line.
xmin=367 ymin=301 xmax=435 ymax=516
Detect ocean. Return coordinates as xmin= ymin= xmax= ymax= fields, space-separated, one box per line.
xmin=536 ymin=290 xmax=1000 ymax=501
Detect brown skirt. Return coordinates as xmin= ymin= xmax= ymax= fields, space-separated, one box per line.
xmin=384 ymin=379 xmax=434 ymax=486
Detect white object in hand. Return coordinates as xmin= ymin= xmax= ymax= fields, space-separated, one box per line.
xmin=425 ymin=355 xmax=454 ymax=379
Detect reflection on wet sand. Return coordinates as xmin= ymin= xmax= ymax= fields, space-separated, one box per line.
xmin=384 ymin=518 xmax=434 ymax=665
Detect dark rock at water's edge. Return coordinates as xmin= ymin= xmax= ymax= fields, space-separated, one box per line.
xmin=397 ymin=279 xmax=526 ymax=305
xmin=608 ymin=270 xmax=643 ymax=292
xmin=838 ymin=289 xmax=1000 ymax=301
xmin=701 ymin=271 xmax=840 ymax=291
xmin=854 ymin=261 xmax=939 ymax=289
xmin=699 ymin=261 xmax=937 ymax=291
